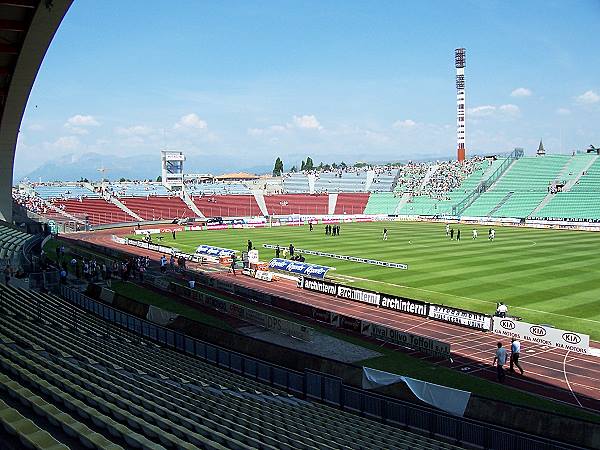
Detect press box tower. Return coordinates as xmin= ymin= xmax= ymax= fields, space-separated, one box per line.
xmin=161 ymin=150 xmax=185 ymax=191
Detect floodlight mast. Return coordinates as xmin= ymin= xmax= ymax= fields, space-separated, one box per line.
xmin=455 ymin=48 xmax=466 ymax=162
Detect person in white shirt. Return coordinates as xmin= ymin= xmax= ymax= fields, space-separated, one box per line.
xmin=445 ymin=224 xmax=450 ymax=236
xmin=510 ymin=338 xmax=524 ymax=374
xmin=490 ymin=229 xmax=495 ymax=241
xmin=496 ymin=302 xmax=508 ymax=318
xmin=472 ymin=229 xmax=478 ymax=240
xmin=493 ymin=342 xmax=507 ymax=382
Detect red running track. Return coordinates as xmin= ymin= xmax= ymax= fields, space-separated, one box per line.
xmin=70 ymin=227 xmax=600 ymax=414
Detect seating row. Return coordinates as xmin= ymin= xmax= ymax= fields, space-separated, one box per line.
xmin=0 ymin=284 xmax=459 ymax=450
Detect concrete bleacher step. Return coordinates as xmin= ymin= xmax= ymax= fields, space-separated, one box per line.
xmin=181 ymin=187 xmax=204 ymax=218
xmin=0 ymin=285 xmax=463 ymax=450
xmin=327 ymin=193 xmax=337 ymax=215
xmin=488 ymin=191 xmax=514 ymax=215
xmin=108 ymin=196 xmax=142 ymax=221
xmin=251 ymin=190 xmax=269 ymax=216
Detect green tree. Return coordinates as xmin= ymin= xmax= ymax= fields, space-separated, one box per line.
xmin=290 ymin=165 xmax=298 ymax=173
xmin=119 ymin=177 xmax=126 ymax=182
xmin=305 ymin=157 xmax=314 ymax=171
xmin=300 ymin=160 xmax=306 ymax=171
xmin=272 ymin=157 xmax=284 ymax=176
xmin=156 ymin=176 xmax=162 ymax=182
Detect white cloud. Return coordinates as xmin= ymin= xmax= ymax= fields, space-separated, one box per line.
xmin=576 ymin=90 xmax=600 ymax=104
xmin=174 ymin=113 xmax=208 ymax=130
xmin=468 ymin=105 xmax=496 ymax=117
xmin=27 ymin=123 xmax=44 ymax=132
xmin=292 ymin=115 xmax=322 ymax=130
xmin=66 ymin=114 xmax=99 ymax=127
xmin=64 ymin=114 xmax=99 ymax=135
xmin=498 ymin=104 xmax=520 ymax=116
xmin=510 ymin=88 xmax=532 ymax=97
xmin=556 ymin=108 xmax=571 ymax=115
xmin=116 ymin=125 xmax=153 ymax=136
xmin=51 ymin=136 xmax=80 ymax=150
xmin=392 ymin=119 xmax=417 ymax=129
xmin=468 ymin=104 xmax=519 ymax=119
xmin=248 ymin=125 xmax=287 ymax=136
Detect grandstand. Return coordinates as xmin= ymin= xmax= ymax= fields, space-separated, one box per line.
xmin=0 ymin=284 xmax=460 ymax=450
xmin=121 ymin=196 xmax=196 ymax=221
xmin=0 ymin=223 xmax=34 ymax=263
xmin=313 ymin=171 xmax=369 ymax=193
xmin=14 ymin=154 xmax=600 ymax=226
xmin=534 ymin=155 xmax=600 ymax=221
xmin=193 ymin=195 xmax=261 ymax=218
xmin=282 ymin=174 xmax=310 ymax=194
xmin=264 ymin=194 xmax=329 ymax=216
xmin=33 ymin=184 xmax=100 ymax=200
xmin=54 ymin=198 xmax=133 ymax=225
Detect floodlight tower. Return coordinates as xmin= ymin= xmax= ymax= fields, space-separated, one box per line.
xmin=455 ymin=48 xmax=466 ymax=161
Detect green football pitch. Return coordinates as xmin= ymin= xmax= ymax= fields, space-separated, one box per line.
xmin=134 ymin=221 xmax=600 ymax=339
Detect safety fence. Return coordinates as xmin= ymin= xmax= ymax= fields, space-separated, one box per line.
xmin=57 ymin=284 xmax=581 ymax=450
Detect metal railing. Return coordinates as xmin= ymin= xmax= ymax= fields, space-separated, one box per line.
xmin=56 ymin=284 xmax=581 ymax=450
xmin=452 ymin=148 xmax=524 ymax=216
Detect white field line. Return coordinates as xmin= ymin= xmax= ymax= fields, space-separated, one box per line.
xmin=563 ymin=351 xmax=583 ymax=407
xmin=339 ymin=273 xmax=600 ymax=326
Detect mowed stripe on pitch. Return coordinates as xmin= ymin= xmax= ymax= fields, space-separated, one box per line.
xmin=149 ymin=220 xmax=600 ymax=337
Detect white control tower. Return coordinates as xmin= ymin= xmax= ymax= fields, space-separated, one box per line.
xmin=161 ymin=150 xmax=185 ymax=191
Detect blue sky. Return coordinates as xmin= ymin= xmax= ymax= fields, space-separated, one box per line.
xmin=15 ymin=0 xmax=600 ymax=176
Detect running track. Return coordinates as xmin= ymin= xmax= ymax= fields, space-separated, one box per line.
xmin=69 ymin=227 xmax=600 ymax=414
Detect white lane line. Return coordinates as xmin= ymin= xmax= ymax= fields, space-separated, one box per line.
xmin=563 ymin=350 xmax=583 ymax=407
xmin=402 ymin=319 xmax=432 ymax=333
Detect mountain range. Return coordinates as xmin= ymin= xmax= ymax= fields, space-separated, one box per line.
xmin=15 ymin=152 xmax=273 ymax=182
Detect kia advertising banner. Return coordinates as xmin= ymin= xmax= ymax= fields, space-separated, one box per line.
xmin=492 ymin=317 xmax=590 ymax=354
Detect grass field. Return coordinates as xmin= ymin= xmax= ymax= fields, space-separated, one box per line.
xmin=132 ymin=221 xmax=600 ymax=339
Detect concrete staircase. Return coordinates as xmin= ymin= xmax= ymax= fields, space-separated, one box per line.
xmin=365 ymin=170 xmax=375 ymax=192
xmin=488 ymin=192 xmax=514 ymax=216
xmin=394 ymin=193 xmax=412 ymax=214
xmin=563 ymin=155 xmax=599 ymax=192
xmin=44 ymin=199 xmax=86 ymax=225
xmin=181 ymin=188 xmax=204 ymax=218
xmin=109 ymin=196 xmax=142 ymax=221
xmin=251 ymin=190 xmax=269 ymax=216
xmin=307 ymin=174 xmax=316 ymax=194
xmin=529 ymin=192 xmax=555 ymax=217
xmin=328 ymin=193 xmax=338 ymax=215
xmin=417 ymin=165 xmax=439 ymax=192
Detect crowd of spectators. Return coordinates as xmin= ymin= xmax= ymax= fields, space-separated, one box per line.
xmin=419 ymin=157 xmax=485 ymax=199
xmin=12 ymin=189 xmax=48 ymax=214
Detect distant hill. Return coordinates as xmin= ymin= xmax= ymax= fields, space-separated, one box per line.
xmin=16 ymin=152 xmax=272 ymax=182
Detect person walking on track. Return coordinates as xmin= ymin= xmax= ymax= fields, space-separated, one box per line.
xmin=493 ymin=341 xmax=507 ymax=382
xmin=510 ymin=338 xmax=525 ymax=374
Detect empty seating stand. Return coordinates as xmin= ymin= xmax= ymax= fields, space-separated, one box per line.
xmin=0 ymin=284 xmax=460 ymax=450
xmin=334 ymin=193 xmax=370 ymax=215
xmin=264 ymin=194 xmax=329 ymax=215
xmin=193 ymin=195 xmax=261 ymax=218
xmin=121 ymin=196 xmax=197 ymax=221
xmin=0 ymin=224 xmax=33 ymax=262
xmin=54 ymin=199 xmax=133 ymax=225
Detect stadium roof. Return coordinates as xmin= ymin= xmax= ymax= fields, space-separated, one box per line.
xmin=0 ymin=0 xmax=72 ymax=221
xmin=215 ymin=172 xmax=260 ymax=181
